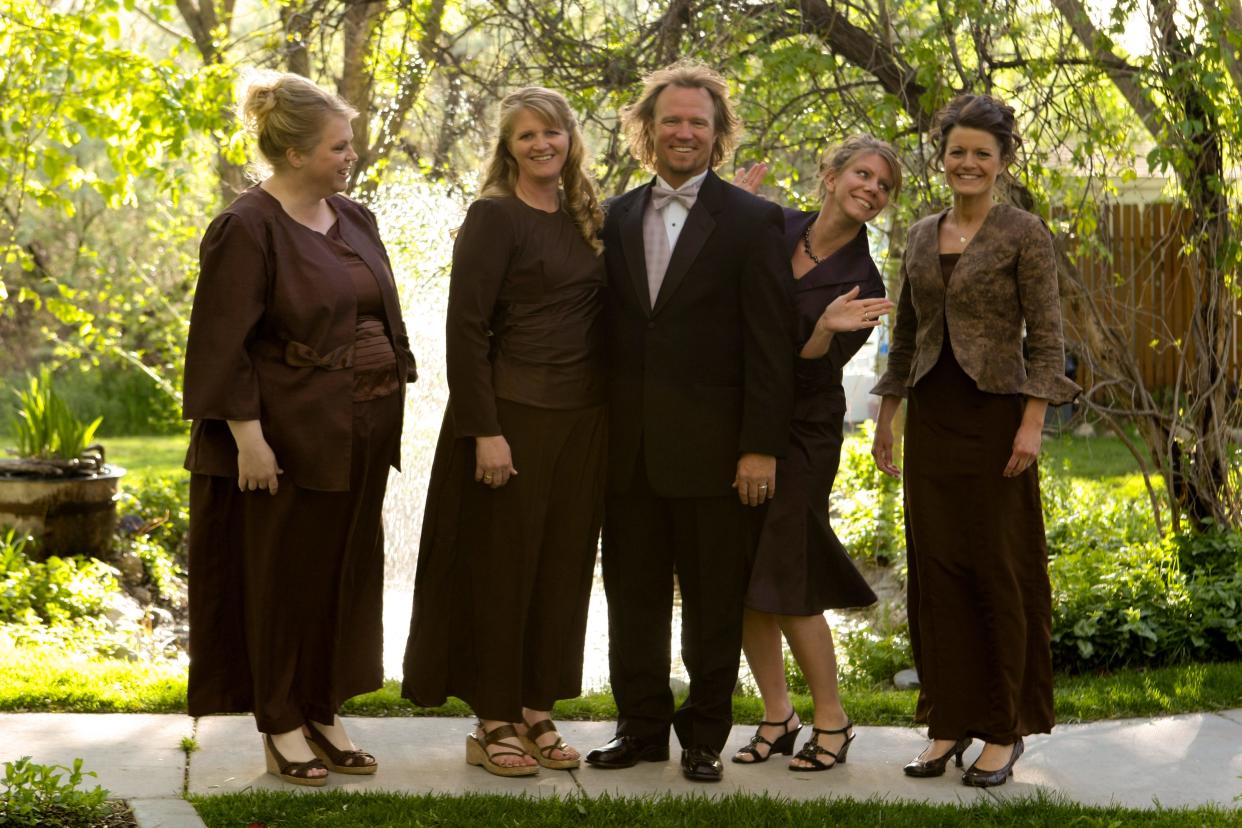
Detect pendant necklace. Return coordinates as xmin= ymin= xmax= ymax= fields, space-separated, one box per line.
xmin=801 ymin=224 xmax=824 ymax=264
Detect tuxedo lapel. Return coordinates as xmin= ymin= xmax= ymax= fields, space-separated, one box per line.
xmin=651 ymin=171 xmax=721 ymax=316
xmin=619 ymin=183 xmax=654 ymax=317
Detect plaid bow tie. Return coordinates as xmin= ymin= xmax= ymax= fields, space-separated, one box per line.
xmin=650 ymin=179 xmax=702 ymax=211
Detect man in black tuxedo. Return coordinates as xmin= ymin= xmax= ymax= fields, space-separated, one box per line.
xmin=585 ymin=61 xmax=795 ymax=782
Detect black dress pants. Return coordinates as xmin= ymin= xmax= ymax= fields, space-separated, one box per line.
xmin=602 ymin=465 xmax=751 ymax=753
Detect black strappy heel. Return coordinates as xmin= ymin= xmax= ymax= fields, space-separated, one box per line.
xmin=731 ymin=709 xmax=802 ymax=764
xmin=789 ymin=720 xmax=854 ymax=772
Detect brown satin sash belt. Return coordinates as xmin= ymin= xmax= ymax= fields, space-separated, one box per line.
xmin=282 ymin=340 xmax=354 ymax=370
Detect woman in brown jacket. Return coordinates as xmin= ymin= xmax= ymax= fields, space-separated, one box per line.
xmin=401 ymin=87 xmax=607 ymax=777
xmin=183 ymin=73 xmax=415 ymax=786
xmin=871 ymin=94 xmax=1078 ymax=787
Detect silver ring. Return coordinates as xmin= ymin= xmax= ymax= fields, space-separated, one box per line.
xmin=759 ymin=484 xmax=768 ymax=489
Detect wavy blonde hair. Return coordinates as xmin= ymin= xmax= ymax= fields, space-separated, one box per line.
xmin=239 ymin=70 xmax=357 ymax=170
xmin=478 ymin=87 xmax=604 ymax=254
xmin=620 ymin=60 xmax=740 ymax=172
xmin=816 ymin=134 xmax=904 ymax=202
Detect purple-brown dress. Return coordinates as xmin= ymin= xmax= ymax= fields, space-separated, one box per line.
xmin=744 ymin=209 xmax=879 ymax=615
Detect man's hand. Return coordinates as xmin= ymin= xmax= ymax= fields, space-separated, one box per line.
xmin=733 ymin=452 xmax=776 ymax=506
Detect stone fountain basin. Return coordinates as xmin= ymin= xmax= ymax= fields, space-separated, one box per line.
xmin=0 ymin=466 xmax=127 ymax=560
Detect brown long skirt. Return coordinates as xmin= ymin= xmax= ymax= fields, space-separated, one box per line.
xmin=402 ymin=398 xmax=606 ymax=722
xmin=904 ymin=340 xmax=1054 ymax=744
xmin=186 ymin=391 xmax=401 ymax=733
xmin=745 ymin=413 xmax=877 ymax=615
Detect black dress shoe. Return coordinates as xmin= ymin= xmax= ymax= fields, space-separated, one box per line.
xmin=680 ymin=746 xmax=723 ymax=782
xmin=962 ymin=738 xmax=1023 ymax=788
xmin=585 ymin=736 xmax=669 ymax=769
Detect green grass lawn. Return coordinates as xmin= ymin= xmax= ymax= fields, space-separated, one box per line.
xmin=104 ymin=434 xmax=188 ymax=480
xmin=5 ymin=638 xmax=1240 ymax=723
xmin=190 ymin=790 xmax=1240 ymax=827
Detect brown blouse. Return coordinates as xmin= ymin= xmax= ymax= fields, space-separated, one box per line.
xmin=325 ymin=222 xmax=399 ymax=402
xmin=447 ymin=196 xmax=606 ymax=437
xmin=183 ymin=188 xmax=415 ymax=491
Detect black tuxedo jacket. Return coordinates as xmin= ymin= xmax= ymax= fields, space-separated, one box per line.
xmin=603 ymin=170 xmax=796 ymax=498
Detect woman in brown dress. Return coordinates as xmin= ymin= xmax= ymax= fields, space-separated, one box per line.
xmin=871 ymin=94 xmax=1079 ymax=787
xmin=729 ymin=137 xmax=897 ymax=771
xmin=401 ymin=87 xmax=607 ymax=777
xmin=183 ymin=73 xmax=416 ymax=786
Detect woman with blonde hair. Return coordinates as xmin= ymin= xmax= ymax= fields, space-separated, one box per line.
xmin=731 ymin=135 xmax=897 ymax=771
xmin=402 ymin=86 xmax=607 ymax=777
xmin=184 ymin=71 xmax=416 ymax=786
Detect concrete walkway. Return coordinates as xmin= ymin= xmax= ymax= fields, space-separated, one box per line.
xmin=10 ymin=711 xmax=1242 ymax=826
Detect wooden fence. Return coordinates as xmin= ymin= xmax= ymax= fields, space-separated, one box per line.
xmin=1064 ymin=202 xmax=1241 ymax=390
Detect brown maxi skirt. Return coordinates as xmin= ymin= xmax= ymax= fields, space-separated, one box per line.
xmin=903 ymin=332 xmax=1054 ymax=744
xmin=402 ymin=398 xmax=606 ymax=722
xmin=187 ymin=390 xmax=401 ymax=734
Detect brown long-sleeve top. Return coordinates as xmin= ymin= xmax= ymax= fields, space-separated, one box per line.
xmin=871 ymin=204 xmax=1079 ymax=405
xmin=447 ymin=196 xmax=606 ymax=437
xmin=182 ymin=187 xmax=416 ymax=491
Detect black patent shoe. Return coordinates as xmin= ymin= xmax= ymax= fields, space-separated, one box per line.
xmin=731 ymin=709 xmax=802 ymax=764
xmin=681 ymin=745 xmax=723 ymax=782
xmin=903 ymin=737 xmax=973 ymax=778
xmin=962 ymin=738 xmax=1023 ymax=787
xmin=585 ymin=736 xmax=669 ymax=769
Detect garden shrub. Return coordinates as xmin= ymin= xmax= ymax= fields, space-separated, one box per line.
xmin=116 ymin=472 xmax=190 ymax=568
xmin=0 ymin=363 xmax=185 ymax=438
xmin=1050 ymin=522 xmax=1242 ymax=673
xmin=0 ymin=530 xmax=121 ymax=626
xmin=836 ymin=625 xmax=913 ymax=688
xmin=834 ymin=421 xmax=905 ymax=566
xmin=0 ymin=756 xmax=110 ymax=828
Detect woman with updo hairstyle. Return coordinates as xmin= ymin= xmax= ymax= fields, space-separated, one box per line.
xmin=871 ymin=94 xmax=1078 ymax=786
xmin=183 ymin=71 xmax=416 ymax=786
xmin=729 ymin=135 xmax=897 ymax=772
xmin=401 ymin=87 xmax=607 ymax=777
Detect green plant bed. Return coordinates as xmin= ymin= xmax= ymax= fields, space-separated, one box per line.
xmin=190 ymin=790 xmax=1239 ymax=828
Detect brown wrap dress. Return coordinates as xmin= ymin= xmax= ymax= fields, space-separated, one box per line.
xmin=745 ymin=211 xmax=878 ymax=615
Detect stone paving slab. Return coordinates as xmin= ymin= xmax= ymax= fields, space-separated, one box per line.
xmin=991 ymin=712 xmax=1242 ymax=809
xmin=129 ymin=798 xmax=207 ymax=828
xmin=6 ymin=710 xmax=1242 ymax=813
xmin=0 ymin=713 xmax=190 ymax=800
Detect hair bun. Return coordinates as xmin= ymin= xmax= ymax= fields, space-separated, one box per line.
xmin=241 ymin=78 xmax=281 ymax=136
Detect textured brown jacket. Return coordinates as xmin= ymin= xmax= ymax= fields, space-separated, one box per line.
xmin=182 ymin=187 xmax=416 ymax=491
xmin=872 ymin=204 xmax=1079 ymax=405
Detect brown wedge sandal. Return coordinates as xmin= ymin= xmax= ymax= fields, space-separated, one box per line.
xmin=264 ymin=734 xmax=328 ymax=787
xmin=465 ymin=722 xmax=539 ymax=778
xmin=518 ymin=718 xmax=580 ymax=770
xmin=305 ymin=721 xmax=378 ymax=775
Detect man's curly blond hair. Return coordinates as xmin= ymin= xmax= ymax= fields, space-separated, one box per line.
xmin=620 ymin=60 xmax=740 ymax=172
